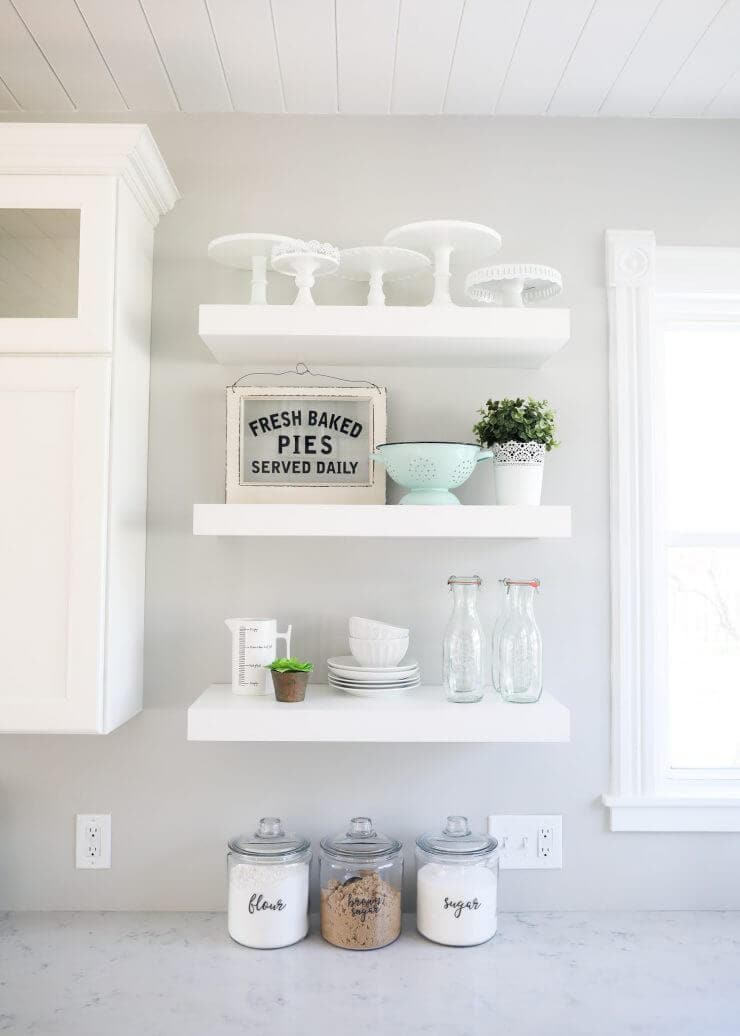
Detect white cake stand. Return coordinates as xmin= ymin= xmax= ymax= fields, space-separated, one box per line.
xmin=271 ymin=240 xmax=339 ymax=306
xmin=465 ymin=263 xmax=562 ymax=307
xmin=207 ymin=233 xmax=296 ymax=304
xmin=338 ymin=246 xmax=430 ymax=306
xmin=383 ymin=220 xmax=502 ymax=307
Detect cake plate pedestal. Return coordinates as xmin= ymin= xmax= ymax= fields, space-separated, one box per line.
xmin=384 ymin=220 xmax=502 ymax=307
xmin=207 ymin=232 xmax=296 ymax=304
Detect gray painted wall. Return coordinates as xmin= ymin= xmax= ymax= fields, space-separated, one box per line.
xmin=2 ymin=114 xmax=740 ymax=911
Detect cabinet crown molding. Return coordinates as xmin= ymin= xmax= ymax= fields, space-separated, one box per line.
xmin=0 ymin=123 xmax=179 ymax=225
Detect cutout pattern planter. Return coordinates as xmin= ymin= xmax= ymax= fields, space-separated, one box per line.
xmin=492 ymin=441 xmax=545 ymax=506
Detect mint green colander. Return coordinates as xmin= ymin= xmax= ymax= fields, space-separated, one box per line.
xmin=372 ymin=442 xmax=492 ymax=505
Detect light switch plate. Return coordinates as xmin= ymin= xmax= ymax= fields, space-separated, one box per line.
xmin=488 ymin=814 xmax=562 ymax=870
xmin=75 ymin=814 xmax=111 ymax=869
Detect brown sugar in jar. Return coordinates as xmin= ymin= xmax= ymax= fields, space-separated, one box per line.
xmin=321 ymin=870 xmax=401 ymax=949
xmin=319 ymin=817 xmax=403 ymax=950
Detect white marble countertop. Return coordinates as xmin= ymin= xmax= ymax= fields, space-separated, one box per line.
xmin=2 ymin=911 xmax=739 ymax=1035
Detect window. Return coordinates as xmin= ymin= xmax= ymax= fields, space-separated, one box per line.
xmin=664 ymin=324 xmax=740 ymax=776
xmin=604 ymin=232 xmax=740 ymax=831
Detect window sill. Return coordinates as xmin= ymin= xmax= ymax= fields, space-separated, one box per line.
xmin=602 ymin=794 xmax=740 ymax=832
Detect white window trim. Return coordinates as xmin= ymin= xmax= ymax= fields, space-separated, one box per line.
xmin=603 ymin=231 xmax=740 ymax=832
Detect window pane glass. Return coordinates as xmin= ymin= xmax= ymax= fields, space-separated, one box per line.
xmin=668 ymin=546 xmax=740 ymax=769
xmin=0 ymin=209 xmax=80 ymax=317
xmin=665 ymin=326 xmax=740 ymax=533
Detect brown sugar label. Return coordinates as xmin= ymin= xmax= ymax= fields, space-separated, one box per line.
xmin=347 ymin=892 xmax=385 ymax=921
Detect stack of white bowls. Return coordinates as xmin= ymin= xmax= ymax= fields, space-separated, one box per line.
xmin=326 ymin=617 xmax=420 ymax=697
xmin=348 ymin=616 xmax=410 ymax=667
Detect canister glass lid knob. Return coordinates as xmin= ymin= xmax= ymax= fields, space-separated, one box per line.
xmin=416 ymin=815 xmax=498 ymax=860
xmin=228 ymin=817 xmax=311 ymax=862
xmin=320 ymin=816 xmax=402 ymax=861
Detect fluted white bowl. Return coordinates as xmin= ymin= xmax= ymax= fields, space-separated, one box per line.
xmin=348 ymin=635 xmax=409 ymax=668
xmin=349 ymin=616 xmax=409 ymax=640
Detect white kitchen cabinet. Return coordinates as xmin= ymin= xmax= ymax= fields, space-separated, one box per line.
xmin=0 ymin=125 xmax=178 ymax=732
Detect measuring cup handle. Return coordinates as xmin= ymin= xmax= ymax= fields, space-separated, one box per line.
xmin=277 ymin=625 xmax=292 ymax=658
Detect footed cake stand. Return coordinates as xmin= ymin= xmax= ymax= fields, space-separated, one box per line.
xmin=338 ymin=246 xmax=430 ymax=306
xmin=465 ymin=263 xmax=562 ymax=307
xmin=271 ymin=240 xmax=339 ymax=306
xmin=207 ymin=232 xmax=296 ymax=304
xmin=383 ymin=220 xmax=502 ymax=307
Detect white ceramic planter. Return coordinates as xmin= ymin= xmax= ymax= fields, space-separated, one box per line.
xmin=492 ymin=441 xmax=545 ymax=505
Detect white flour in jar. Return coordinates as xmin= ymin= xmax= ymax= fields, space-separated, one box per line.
xmin=416 ymin=862 xmax=498 ymax=946
xmin=228 ymin=861 xmax=309 ymax=948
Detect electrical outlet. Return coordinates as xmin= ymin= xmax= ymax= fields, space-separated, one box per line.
xmin=75 ymin=814 xmax=111 ymax=869
xmin=487 ymin=814 xmax=562 ymax=870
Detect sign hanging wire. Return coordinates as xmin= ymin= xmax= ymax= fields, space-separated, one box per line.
xmin=230 ymin=362 xmax=380 ymax=392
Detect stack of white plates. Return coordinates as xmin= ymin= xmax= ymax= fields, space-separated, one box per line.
xmin=327 ymin=656 xmax=421 ymax=698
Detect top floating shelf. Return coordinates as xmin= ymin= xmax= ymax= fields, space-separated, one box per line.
xmin=198 ymin=304 xmax=570 ymax=368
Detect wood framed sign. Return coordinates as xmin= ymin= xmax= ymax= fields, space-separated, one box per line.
xmin=226 ymin=384 xmax=387 ymax=503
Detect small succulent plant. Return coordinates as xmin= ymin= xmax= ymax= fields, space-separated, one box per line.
xmin=266 ymin=658 xmax=314 ymax=673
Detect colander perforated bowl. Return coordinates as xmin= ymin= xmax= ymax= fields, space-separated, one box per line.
xmin=372 ymin=442 xmax=492 ymax=505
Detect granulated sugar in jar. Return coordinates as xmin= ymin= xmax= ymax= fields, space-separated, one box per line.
xmin=415 ymin=815 xmax=499 ymax=947
xmin=227 ymin=817 xmax=311 ymax=949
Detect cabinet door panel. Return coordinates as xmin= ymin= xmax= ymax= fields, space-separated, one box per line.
xmin=0 ymin=356 xmax=109 ymax=731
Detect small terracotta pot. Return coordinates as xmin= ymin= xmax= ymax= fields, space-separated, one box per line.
xmin=271 ymin=670 xmax=309 ymax=703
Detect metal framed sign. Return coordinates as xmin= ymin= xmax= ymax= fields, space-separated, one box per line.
xmin=226 ymin=383 xmax=387 ymax=503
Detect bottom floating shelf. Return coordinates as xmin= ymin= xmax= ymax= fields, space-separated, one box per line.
xmin=187 ymin=684 xmax=570 ymax=743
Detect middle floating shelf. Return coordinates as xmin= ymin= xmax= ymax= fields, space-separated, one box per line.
xmin=193 ymin=504 xmax=572 ymax=539
xmin=198 ymin=304 xmax=570 ymax=368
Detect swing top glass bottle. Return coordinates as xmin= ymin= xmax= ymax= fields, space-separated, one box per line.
xmin=443 ymin=575 xmax=484 ymax=703
xmin=497 ymin=579 xmax=543 ymax=704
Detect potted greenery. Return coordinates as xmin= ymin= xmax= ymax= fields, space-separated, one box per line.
xmin=473 ymin=397 xmax=558 ymax=505
xmin=267 ymin=658 xmax=313 ymax=703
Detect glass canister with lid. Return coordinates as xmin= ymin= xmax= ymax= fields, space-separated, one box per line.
xmin=415 ymin=815 xmax=499 ymax=946
xmin=319 ymin=816 xmax=403 ymax=950
xmin=227 ymin=817 xmax=311 ymax=948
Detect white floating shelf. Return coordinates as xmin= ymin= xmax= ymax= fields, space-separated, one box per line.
xmin=188 ymin=684 xmax=570 ymax=743
xmin=199 ymin=304 xmax=570 ymax=368
xmin=193 ymin=504 xmax=571 ymax=538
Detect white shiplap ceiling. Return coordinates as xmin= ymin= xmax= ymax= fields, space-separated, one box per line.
xmin=0 ymin=0 xmax=738 ymax=117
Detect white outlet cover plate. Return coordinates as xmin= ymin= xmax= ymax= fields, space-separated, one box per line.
xmin=488 ymin=814 xmax=563 ymax=870
xmin=75 ymin=814 xmax=111 ymax=869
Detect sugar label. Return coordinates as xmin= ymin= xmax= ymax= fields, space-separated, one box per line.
xmin=442 ymin=896 xmax=483 ymax=919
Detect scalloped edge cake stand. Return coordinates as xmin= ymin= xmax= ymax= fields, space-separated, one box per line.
xmin=271 ymin=246 xmax=339 ymax=306
xmin=383 ymin=220 xmax=502 ymax=307
xmin=465 ymin=263 xmax=563 ymax=308
xmin=338 ymin=246 xmax=430 ymax=306
xmin=207 ymin=233 xmax=296 ymax=304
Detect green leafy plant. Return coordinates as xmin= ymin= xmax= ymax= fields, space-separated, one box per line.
xmin=266 ymin=657 xmax=314 ymax=673
xmin=473 ymin=397 xmax=559 ymax=451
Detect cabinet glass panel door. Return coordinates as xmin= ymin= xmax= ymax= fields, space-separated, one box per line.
xmin=0 ymin=209 xmax=80 ymax=317
xmin=0 ymin=176 xmax=115 ymax=352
